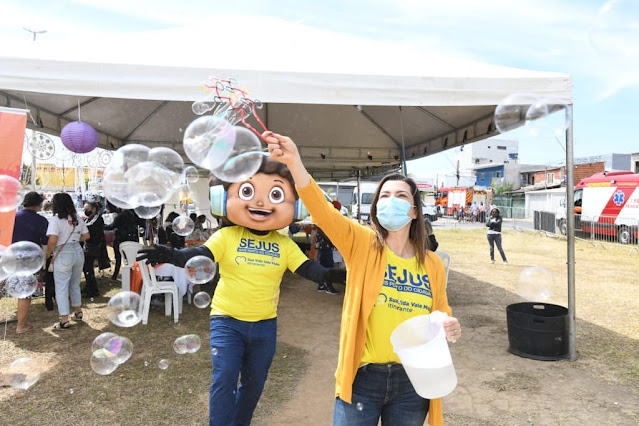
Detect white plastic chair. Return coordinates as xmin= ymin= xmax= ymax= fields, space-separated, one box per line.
xmin=138 ymin=260 xmax=180 ymax=325
xmin=436 ymin=251 xmax=451 ymax=288
xmin=119 ymin=241 xmax=143 ymax=292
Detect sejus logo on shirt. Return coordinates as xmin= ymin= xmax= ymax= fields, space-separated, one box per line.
xmin=238 ymin=238 xmax=281 ymax=258
xmin=383 ymin=265 xmax=432 ymax=298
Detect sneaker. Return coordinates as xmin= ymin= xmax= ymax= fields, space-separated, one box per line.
xmin=490 ymin=260 xmax=495 ymax=264
xmin=503 ymin=261 xmax=509 ymax=265
xmin=324 ymin=282 xmax=339 ymax=295
xmin=317 ymin=283 xmax=327 ymax=293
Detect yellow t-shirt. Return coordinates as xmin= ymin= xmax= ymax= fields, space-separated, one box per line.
xmin=203 ymin=226 xmax=308 ymax=322
xmin=361 ymin=246 xmax=434 ymax=364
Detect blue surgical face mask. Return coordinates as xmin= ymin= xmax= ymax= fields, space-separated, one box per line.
xmin=376 ymin=196 xmax=413 ymax=231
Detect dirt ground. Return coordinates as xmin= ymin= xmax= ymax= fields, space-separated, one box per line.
xmin=268 ymin=231 xmax=638 ymax=426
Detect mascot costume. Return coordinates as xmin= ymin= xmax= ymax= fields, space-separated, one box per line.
xmin=139 ymin=157 xmax=344 ymax=426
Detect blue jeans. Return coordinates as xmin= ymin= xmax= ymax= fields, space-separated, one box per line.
xmin=333 ymin=364 xmax=429 ymax=426
xmin=53 ymin=243 xmax=84 ymax=316
xmin=209 ymin=316 xmax=277 ymax=426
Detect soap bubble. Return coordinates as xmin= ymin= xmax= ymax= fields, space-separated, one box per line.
xmin=211 ymin=348 xmax=218 ymax=356
xmin=104 ymin=335 xmax=133 ymax=365
xmin=6 ymin=357 xmax=41 ymax=390
xmin=525 ymin=98 xmax=572 ymax=138
xmin=134 ymin=205 xmax=161 ymax=219
xmin=211 ymin=127 xmax=263 ymax=182
xmin=185 ymin=166 xmax=199 ymax=183
xmin=124 ymin=161 xmax=179 ymax=207
xmin=193 ymin=291 xmax=212 ymax=309
xmin=517 ymin=267 xmax=553 ymax=302
xmin=356 ymin=402 xmax=364 ymax=411
xmin=173 ymin=334 xmax=202 ymax=354
xmin=103 ymin=144 xmax=183 ymax=209
xmin=0 ymin=245 xmax=8 ymax=282
xmin=103 ymin=144 xmax=150 ymax=208
xmin=0 ymin=175 xmax=24 ymax=212
xmin=91 ymin=348 xmax=119 ymax=375
xmin=183 ymin=116 xmax=237 ymax=171
xmin=494 ymin=93 xmax=539 ymax=134
xmin=2 ymin=241 xmax=45 ymax=276
xmin=107 ymin=291 xmax=142 ymax=327
xmin=185 ymin=256 xmax=216 ymax=284
xmin=5 ymin=275 xmax=37 ymax=298
xmin=92 ymin=332 xmax=118 ymax=352
xmin=158 ymin=359 xmax=169 ymax=370
xmin=172 ymin=215 xmax=194 ymax=236
xmin=589 ymin=0 xmax=639 ymax=60
xmin=148 ymin=147 xmax=185 ymax=187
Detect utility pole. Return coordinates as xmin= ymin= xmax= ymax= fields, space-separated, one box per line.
xmin=23 ymin=27 xmax=47 ymax=41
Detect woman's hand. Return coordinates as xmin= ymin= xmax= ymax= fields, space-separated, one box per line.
xmin=263 ymin=131 xmax=310 ymax=188
xmin=443 ymin=316 xmax=462 ymax=343
xmin=263 ymin=132 xmax=301 ymax=167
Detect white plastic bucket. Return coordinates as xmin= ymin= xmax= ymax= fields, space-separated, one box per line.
xmin=390 ymin=312 xmax=457 ymax=399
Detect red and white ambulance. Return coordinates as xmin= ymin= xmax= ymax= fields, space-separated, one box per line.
xmin=557 ymin=171 xmax=639 ymax=244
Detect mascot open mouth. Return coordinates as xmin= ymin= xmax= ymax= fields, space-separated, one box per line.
xmin=248 ymin=207 xmax=273 ymax=218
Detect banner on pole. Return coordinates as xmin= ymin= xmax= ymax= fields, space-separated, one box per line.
xmin=0 ymin=108 xmax=28 ymax=246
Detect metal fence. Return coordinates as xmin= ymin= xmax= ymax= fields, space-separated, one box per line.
xmin=437 ymin=206 xmax=639 ymax=254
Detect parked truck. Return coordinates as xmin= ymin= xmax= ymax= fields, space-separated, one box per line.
xmin=556 ymin=171 xmax=639 ymax=244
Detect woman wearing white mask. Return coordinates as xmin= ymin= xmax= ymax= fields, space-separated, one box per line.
xmin=265 ymin=132 xmax=461 ymax=426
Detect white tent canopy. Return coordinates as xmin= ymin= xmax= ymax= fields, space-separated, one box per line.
xmin=0 ymin=19 xmax=572 ymax=179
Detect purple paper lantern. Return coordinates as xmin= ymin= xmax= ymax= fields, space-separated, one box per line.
xmin=61 ymin=121 xmax=99 ymax=154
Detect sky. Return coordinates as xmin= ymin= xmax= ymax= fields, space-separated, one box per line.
xmin=1 ymin=0 xmax=637 ymax=180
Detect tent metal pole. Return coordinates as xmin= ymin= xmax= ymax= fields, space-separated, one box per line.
xmin=399 ymin=106 xmax=407 ymax=176
xmin=356 ymin=170 xmax=361 ymax=222
xmin=565 ymin=105 xmax=576 ymax=361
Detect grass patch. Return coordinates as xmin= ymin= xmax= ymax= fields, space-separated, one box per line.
xmin=436 ymin=227 xmax=639 ymax=395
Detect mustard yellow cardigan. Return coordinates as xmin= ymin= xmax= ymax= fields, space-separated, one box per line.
xmin=297 ymin=178 xmax=452 ymax=426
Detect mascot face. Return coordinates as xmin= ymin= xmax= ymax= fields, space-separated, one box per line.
xmin=225 ymin=172 xmax=297 ymax=231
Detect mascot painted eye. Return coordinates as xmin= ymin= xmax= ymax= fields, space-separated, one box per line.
xmin=269 ymin=187 xmax=285 ymax=204
xmin=239 ymin=182 xmax=255 ymax=201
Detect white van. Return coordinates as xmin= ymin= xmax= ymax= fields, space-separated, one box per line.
xmin=351 ymin=183 xmax=378 ymax=222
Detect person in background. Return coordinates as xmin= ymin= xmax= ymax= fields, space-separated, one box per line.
xmin=479 ymin=202 xmax=486 ymax=223
xmin=486 ymin=207 xmax=508 ymax=265
xmin=424 ymin=217 xmax=439 ymax=252
xmin=315 ymin=200 xmax=342 ymax=295
xmin=11 ymin=192 xmax=49 ymax=334
xmin=265 ymin=132 xmax=460 ymax=426
xmin=46 ymin=193 xmax=90 ymax=330
xmin=82 ymin=201 xmax=104 ymax=297
xmin=105 ymin=208 xmax=143 ymax=280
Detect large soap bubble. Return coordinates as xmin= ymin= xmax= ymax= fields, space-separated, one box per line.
xmin=2 ymin=241 xmax=45 ymax=276
xmin=103 ymin=145 xmax=184 ymax=209
xmin=525 ymin=98 xmax=572 ymax=138
xmin=185 ymin=256 xmax=216 ymax=284
xmin=183 ymin=116 xmax=237 ymax=171
xmin=173 ymin=334 xmax=202 ymax=354
xmin=590 ymin=0 xmax=639 ymax=60
xmin=92 ymin=332 xmax=118 ymax=352
xmin=172 ymin=215 xmax=195 ymax=237
xmin=134 ymin=205 xmax=161 ymax=220
xmin=103 ymin=335 xmax=133 ymax=365
xmin=6 ymin=357 xmax=41 ymax=390
xmin=107 ymin=291 xmax=142 ymax=327
xmin=0 ymin=175 xmax=24 ymax=213
xmin=193 ymin=291 xmax=211 ymax=309
xmin=211 ymin=127 xmax=263 ymax=182
xmin=5 ymin=275 xmax=38 ymax=298
xmin=91 ymin=348 xmax=119 ymax=375
xmin=494 ymin=93 xmax=539 ymax=134
xmin=517 ymin=267 xmax=553 ymax=302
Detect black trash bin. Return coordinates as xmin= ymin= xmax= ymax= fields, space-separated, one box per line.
xmin=506 ymin=302 xmax=569 ymax=361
